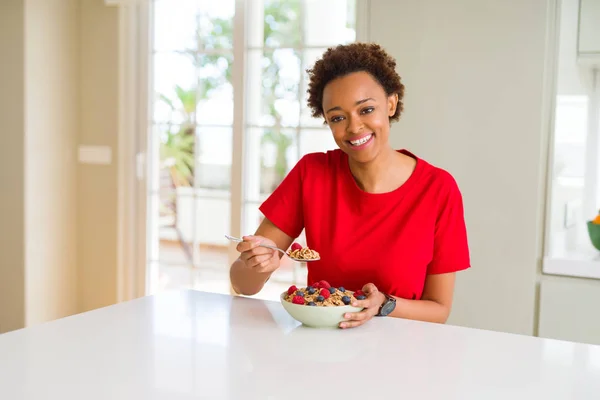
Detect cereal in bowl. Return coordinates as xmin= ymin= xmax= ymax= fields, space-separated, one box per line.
xmin=284 ymin=281 xmax=364 ymax=306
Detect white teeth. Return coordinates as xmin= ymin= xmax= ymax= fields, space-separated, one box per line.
xmin=350 ymin=134 xmax=372 ymax=146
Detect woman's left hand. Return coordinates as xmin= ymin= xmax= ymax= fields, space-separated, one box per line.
xmin=339 ymin=283 xmax=386 ymax=329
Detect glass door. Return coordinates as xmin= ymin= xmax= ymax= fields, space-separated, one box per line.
xmin=146 ymin=0 xmax=356 ymax=300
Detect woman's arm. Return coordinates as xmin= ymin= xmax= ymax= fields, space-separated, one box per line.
xmin=229 ymin=218 xmax=295 ymax=296
xmin=385 ymin=272 xmax=456 ymax=323
xmin=341 ymin=272 xmax=456 ymax=328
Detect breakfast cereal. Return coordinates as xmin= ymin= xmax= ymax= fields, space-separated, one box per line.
xmin=284 ymin=281 xmax=367 ymax=306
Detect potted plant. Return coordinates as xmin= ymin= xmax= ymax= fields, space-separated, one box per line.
xmin=587 ymin=210 xmax=600 ymax=251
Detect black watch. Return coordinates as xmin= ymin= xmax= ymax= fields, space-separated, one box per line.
xmin=376 ymin=293 xmax=396 ymax=317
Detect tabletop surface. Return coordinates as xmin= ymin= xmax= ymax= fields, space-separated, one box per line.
xmin=1 ymin=289 xmax=599 ymax=399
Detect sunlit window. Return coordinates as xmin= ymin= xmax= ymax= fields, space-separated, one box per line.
xmin=148 ymin=0 xmax=356 ymax=296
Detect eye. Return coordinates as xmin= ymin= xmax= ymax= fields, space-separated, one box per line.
xmin=361 ymin=107 xmax=375 ymax=114
xmin=330 ymin=115 xmax=344 ymax=123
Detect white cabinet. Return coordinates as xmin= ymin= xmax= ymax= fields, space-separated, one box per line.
xmin=538 ymin=276 xmax=600 ymax=345
xmin=578 ymin=0 xmax=600 ymax=54
xmin=578 ymin=0 xmax=600 ymax=67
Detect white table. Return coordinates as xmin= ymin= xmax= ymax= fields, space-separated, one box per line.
xmin=0 ymin=290 xmax=599 ymax=399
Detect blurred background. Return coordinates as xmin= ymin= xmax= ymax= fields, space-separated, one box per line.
xmin=1 ymin=0 xmax=600 ymax=349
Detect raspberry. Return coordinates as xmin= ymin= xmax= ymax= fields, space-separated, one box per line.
xmin=318 ymin=280 xmax=331 ymax=289
xmin=312 ymin=282 xmax=321 ymax=289
xmin=354 ymin=290 xmax=364 ymax=297
xmin=291 ymin=242 xmax=303 ymax=251
xmin=287 ymin=285 xmax=297 ymax=295
xmin=319 ymin=288 xmax=330 ymax=299
xmin=292 ymin=295 xmax=305 ymax=305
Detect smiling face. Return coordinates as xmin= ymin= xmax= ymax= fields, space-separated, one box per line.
xmin=322 ymin=71 xmax=398 ymax=164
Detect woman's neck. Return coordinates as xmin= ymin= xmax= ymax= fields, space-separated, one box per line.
xmin=348 ymin=148 xmax=415 ymax=194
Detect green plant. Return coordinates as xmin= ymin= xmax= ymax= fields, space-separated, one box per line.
xmin=160 ymin=125 xmax=195 ymax=187
xmin=158 ymin=85 xmax=197 ymax=186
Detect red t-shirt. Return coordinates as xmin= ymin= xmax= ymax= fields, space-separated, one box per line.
xmin=259 ymin=149 xmax=470 ymax=300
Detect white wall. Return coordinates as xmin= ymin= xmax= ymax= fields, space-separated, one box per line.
xmin=0 ymin=0 xmax=80 ymax=332
xmin=24 ymin=0 xmax=80 ymax=326
xmin=78 ymin=0 xmax=119 ymax=313
xmin=368 ymin=0 xmax=551 ymax=335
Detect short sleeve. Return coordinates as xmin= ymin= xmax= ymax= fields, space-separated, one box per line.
xmin=258 ymin=156 xmax=306 ymax=239
xmin=427 ymin=173 xmax=471 ymax=274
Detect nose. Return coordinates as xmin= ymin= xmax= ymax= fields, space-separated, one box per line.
xmin=346 ymin=113 xmax=363 ymax=134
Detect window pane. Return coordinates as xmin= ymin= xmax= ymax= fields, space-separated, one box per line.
xmin=155 ymin=123 xmax=196 ymax=188
xmin=246 ymin=49 xmax=301 ymax=127
xmin=195 ymin=53 xmax=234 ymax=125
xmin=243 ymin=127 xmax=299 ymax=203
xmin=299 ymin=128 xmax=337 ymax=156
xmin=242 ymin=203 xmax=264 ymax=237
xmin=192 ymin=194 xmax=232 ymax=249
xmin=196 ymin=126 xmax=232 ymax=190
xmin=154 ymin=53 xmax=198 ymax=124
xmin=154 ymin=51 xmax=233 ymax=126
xmin=547 ymin=95 xmax=589 ymax=258
xmin=300 ymin=48 xmax=329 ymax=127
xmin=154 ymin=0 xmax=234 ymax=52
xmin=303 ymin=0 xmax=356 ymax=47
xmin=169 ymin=190 xmax=231 ymax=265
xmin=148 ymin=189 xmax=195 ymax=267
xmin=194 ymin=0 xmax=235 ymax=50
xmin=248 ymin=0 xmax=302 ymax=48
xmin=153 ymin=0 xmax=202 ymax=53
xmin=152 ymin=123 xmax=233 ymax=193
xmin=553 ymin=96 xmax=588 ymax=178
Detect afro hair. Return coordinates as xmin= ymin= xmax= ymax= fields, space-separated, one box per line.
xmin=306 ymin=42 xmax=405 ymax=122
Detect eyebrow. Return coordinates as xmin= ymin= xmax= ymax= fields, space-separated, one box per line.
xmin=325 ymin=98 xmax=375 ymax=114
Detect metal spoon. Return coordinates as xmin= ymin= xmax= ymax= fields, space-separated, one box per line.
xmin=224 ymin=234 xmax=320 ymax=262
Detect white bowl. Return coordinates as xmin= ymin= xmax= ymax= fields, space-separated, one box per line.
xmin=279 ymin=291 xmax=364 ymax=328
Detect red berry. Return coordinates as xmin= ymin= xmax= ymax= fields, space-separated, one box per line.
xmin=319 ymin=288 xmax=330 ymax=299
xmin=287 ymin=285 xmax=297 ymax=295
xmin=354 ymin=290 xmax=364 ymax=297
xmin=318 ymin=280 xmax=331 ymax=289
xmin=292 ymin=295 xmax=305 ymax=305
xmin=312 ymin=282 xmax=321 ymax=289
xmin=291 ymin=242 xmax=302 ymax=251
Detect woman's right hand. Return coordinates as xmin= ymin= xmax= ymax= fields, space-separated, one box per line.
xmin=236 ymin=235 xmax=281 ymax=274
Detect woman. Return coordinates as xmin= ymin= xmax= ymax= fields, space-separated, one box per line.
xmin=230 ymin=43 xmax=470 ymax=329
